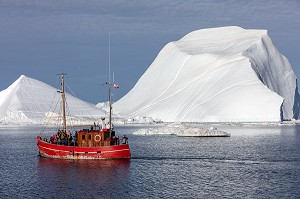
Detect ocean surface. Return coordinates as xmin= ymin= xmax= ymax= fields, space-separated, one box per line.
xmin=0 ymin=124 xmax=299 ymax=199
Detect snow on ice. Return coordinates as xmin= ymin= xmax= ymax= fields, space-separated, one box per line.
xmin=133 ymin=123 xmax=230 ymax=137
xmin=0 ymin=75 xmax=106 ymax=125
xmin=114 ymin=26 xmax=299 ymax=123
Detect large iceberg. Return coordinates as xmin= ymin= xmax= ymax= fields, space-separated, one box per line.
xmin=0 ymin=75 xmax=106 ymax=124
xmin=114 ymin=26 xmax=299 ymax=123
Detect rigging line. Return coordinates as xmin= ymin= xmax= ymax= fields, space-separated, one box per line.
xmin=64 ymin=96 xmax=94 ymax=129
xmin=66 ymin=94 xmax=98 ymax=124
xmin=64 ymin=76 xmax=98 ymax=123
xmin=54 ymin=99 xmax=61 ymax=130
xmin=40 ymin=79 xmax=62 ymax=134
xmin=64 ymin=100 xmax=74 ymax=130
xmin=100 ymin=85 xmax=109 ymax=119
xmin=57 ymin=96 xmax=63 ymax=131
xmin=40 ymin=96 xmax=61 ymax=134
xmin=59 ymin=75 xmax=75 ymax=130
xmin=65 ymin=82 xmax=77 ymax=98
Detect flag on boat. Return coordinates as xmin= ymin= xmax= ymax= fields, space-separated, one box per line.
xmin=114 ymin=84 xmax=119 ymax=88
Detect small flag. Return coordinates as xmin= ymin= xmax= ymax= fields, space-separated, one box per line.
xmin=114 ymin=84 xmax=119 ymax=88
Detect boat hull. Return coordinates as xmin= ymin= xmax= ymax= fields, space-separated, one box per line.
xmin=37 ymin=136 xmax=130 ymax=160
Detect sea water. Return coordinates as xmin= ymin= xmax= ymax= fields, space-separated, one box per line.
xmin=0 ymin=124 xmax=299 ymax=198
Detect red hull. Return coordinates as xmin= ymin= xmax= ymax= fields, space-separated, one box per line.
xmin=37 ymin=136 xmax=130 ymax=160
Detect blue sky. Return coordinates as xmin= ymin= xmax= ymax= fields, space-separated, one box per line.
xmin=0 ymin=0 xmax=299 ymax=103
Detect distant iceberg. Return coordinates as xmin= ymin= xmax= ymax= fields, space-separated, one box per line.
xmin=0 ymin=75 xmax=106 ymax=125
xmin=133 ymin=123 xmax=230 ymax=137
xmin=114 ymin=26 xmax=299 ymax=123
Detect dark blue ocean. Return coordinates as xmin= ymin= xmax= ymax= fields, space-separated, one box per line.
xmin=0 ymin=124 xmax=299 ymax=199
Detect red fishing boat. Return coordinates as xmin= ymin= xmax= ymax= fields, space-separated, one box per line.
xmin=36 ymin=73 xmax=130 ymax=159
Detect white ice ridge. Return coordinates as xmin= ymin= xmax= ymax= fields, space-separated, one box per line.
xmin=114 ymin=26 xmax=299 ymax=123
xmin=133 ymin=123 xmax=230 ymax=137
xmin=0 ymin=75 xmax=106 ymax=124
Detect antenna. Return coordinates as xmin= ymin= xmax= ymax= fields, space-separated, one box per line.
xmin=113 ymin=72 xmax=115 ymax=84
xmin=108 ymin=32 xmax=111 ymax=83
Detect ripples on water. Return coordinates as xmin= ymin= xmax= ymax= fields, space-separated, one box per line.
xmin=0 ymin=125 xmax=299 ymax=198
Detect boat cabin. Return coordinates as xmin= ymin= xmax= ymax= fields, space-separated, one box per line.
xmin=75 ymin=126 xmax=118 ymax=147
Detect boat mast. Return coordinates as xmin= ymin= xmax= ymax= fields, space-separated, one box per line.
xmin=109 ymin=84 xmax=112 ymax=136
xmin=61 ymin=73 xmax=67 ymax=133
xmin=108 ymin=33 xmax=112 ymax=137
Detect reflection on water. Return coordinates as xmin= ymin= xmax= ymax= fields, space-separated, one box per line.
xmin=37 ymin=158 xmax=131 ymax=198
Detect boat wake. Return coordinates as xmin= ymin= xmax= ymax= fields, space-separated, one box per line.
xmin=132 ymin=156 xmax=270 ymax=165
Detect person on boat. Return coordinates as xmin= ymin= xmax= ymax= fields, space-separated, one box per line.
xmin=57 ymin=132 xmax=60 ymax=143
xmin=116 ymin=135 xmax=119 ymax=145
xmin=50 ymin=135 xmax=54 ymax=144
xmin=74 ymin=131 xmax=78 ymax=146
xmin=52 ymin=134 xmax=57 ymax=144
xmin=57 ymin=130 xmax=67 ymax=145
xmin=49 ymin=134 xmax=57 ymax=144
xmin=57 ymin=130 xmax=62 ymax=144
xmin=66 ymin=130 xmax=71 ymax=139
xmin=121 ymin=135 xmax=128 ymax=144
xmin=66 ymin=131 xmax=73 ymax=146
xmin=112 ymin=136 xmax=119 ymax=145
xmin=55 ymin=133 xmax=59 ymax=143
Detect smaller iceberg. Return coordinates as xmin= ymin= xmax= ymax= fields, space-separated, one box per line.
xmin=133 ymin=123 xmax=230 ymax=137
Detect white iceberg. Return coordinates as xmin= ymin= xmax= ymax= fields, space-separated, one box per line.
xmin=0 ymin=75 xmax=107 ymax=125
xmin=133 ymin=123 xmax=230 ymax=137
xmin=114 ymin=26 xmax=299 ymax=123
xmin=126 ymin=116 xmax=155 ymax=124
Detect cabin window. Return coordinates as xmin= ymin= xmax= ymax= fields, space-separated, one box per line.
xmin=82 ymin=135 xmax=85 ymax=140
xmin=89 ymin=135 xmax=91 ymax=140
